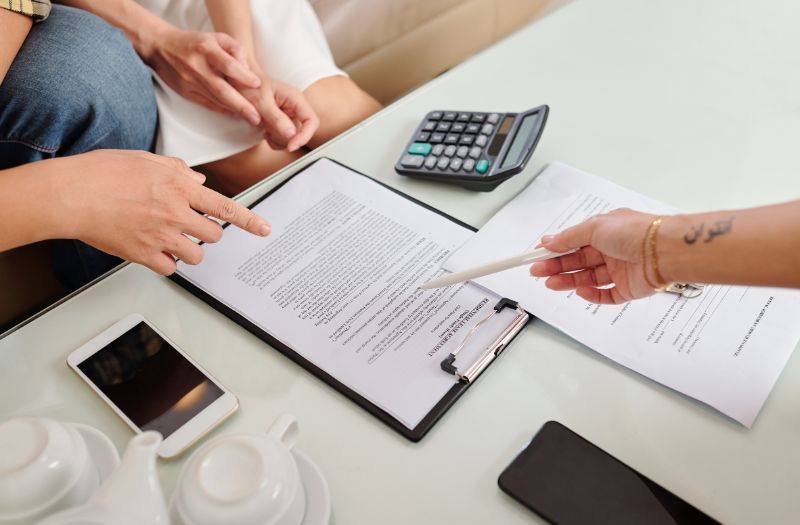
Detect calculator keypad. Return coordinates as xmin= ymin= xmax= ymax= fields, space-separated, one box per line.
xmin=399 ymin=110 xmax=505 ymax=176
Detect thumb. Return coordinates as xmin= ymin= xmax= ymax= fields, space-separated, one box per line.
xmin=256 ymin=95 xmax=297 ymax=140
xmin=540 ymin=218 xmax=596 ymax=252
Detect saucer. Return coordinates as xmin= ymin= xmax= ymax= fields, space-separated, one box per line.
xmin=72 ymin=423 xmax=120 ymax=482
xmin=293 ymin=449 xmax=331 ymax=525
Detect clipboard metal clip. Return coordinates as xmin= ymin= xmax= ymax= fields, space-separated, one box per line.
xmin=665 ymin=282 xmax=705 ymax=299
xmin=440 ymin=298 xmax=529 ymax=384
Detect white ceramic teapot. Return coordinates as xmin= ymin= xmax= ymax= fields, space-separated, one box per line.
xmin=38 ymin=431 xmax=169 ymax=525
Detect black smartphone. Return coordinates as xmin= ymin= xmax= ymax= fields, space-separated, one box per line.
xmin=498 ymin=421 xmax=720 ymax=525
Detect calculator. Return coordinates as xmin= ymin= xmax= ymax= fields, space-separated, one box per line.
xmin=394 ymin=105 xmax=548 ymax=191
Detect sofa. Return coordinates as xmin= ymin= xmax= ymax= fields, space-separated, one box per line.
xmin=311 ymin=0 xmax=556 ymax=103
xmin=0 ymin=0 xmax=565 ymax=331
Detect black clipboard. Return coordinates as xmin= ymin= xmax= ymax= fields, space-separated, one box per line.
xmin=170 ymin=158 xmax=530 ymax=442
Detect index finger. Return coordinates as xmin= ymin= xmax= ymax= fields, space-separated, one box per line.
xmin=206 ymin=42 xmax=260 ymax=89
xmin=530 ymin=246 xmax=605 ymax=277
xmin=189 ymin=185 xmax=271 ymax=237
xmin=539 ymin=217 xmax=598 ymax=253
xmin=199 ymin=71 xmax=261 ymax=126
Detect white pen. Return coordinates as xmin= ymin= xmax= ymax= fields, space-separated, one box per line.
xmin=418 ymin=247 xmax=575 ymax=289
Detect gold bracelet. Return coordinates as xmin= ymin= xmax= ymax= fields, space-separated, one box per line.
xmin=646 ymin=216 xmax=670 ymax=292
xmin=641 ymin=219 xmax=660 ymax=290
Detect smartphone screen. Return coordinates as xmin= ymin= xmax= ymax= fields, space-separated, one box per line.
xmin=76 ymin=321 xmax=224 ymax=439
xmin=498 ymin=421 xmax=720 ymax=525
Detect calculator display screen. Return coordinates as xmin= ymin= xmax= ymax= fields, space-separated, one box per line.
xmin=488 ymin=116 xmax=515 ymax=157
xmin=501 ymin=114 xmax=538 ymax=169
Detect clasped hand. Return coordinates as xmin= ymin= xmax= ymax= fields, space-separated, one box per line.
xmin=145 ymin=28 xmax=318 ymax=152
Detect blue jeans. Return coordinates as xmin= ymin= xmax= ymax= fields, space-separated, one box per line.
xmin=0 ymin=5 xmax=158 ymax=290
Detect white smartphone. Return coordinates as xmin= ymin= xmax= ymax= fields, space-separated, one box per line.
xmin=67 ymin=313 xmax=238 ymax=458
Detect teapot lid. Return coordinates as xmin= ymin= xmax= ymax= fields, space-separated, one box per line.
xmin=0 ymin=417 xmax=88 ymax=518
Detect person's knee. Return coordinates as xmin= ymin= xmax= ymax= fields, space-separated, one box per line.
xmin=303 ymin=76 xmax=381 ymax=147
xmin=0 ymin=5 xmax=157 ymax=165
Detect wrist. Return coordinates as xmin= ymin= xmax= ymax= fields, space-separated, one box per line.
xmin=42 ymin=158 xmax=82 ymax=240
xmin=655 ymin=214 xmax=690 ymax=284
xmin=132 ymin=18 xmax=175 ymax=62
xmin=0 ymin=159 xmax=81 ymax=246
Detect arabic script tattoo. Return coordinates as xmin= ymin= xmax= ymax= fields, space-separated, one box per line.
xmin=683 ymin=222 xmax=704 ymax=244
xmin=683 ymin=216 xmax=735 ymax=245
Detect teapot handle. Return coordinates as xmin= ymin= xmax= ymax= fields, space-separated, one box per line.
xmin=266 ymin=414 xmax=299 ymax=450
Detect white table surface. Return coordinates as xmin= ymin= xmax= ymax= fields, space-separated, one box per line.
xmin=3 ymin=0 xmax=800 ymax=523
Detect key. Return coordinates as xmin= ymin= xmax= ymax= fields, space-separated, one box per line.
xmin=401 ymin=154 xmax=424 ymax=168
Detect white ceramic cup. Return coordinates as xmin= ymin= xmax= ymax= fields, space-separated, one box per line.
xmin=0 ymin=417 xmax=117 ymax=525
xmin=171 ymin=414 xmax=306 ymax=525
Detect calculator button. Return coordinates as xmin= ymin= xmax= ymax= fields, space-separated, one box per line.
xmin=436 ymin=157 xmax=450 ymax=170
xmin=463 ymin=159 xmax=475 ymax=172
xmin=476 ymin=159 xmax=490 ymax=174
xmin=456 ymin=146 xmax=469 ymax=158
xmin=475 ymin=135 xmax=488 ymax=147
xmin=459 ymin=134 xmax=475 ymax=145
xmin=444 ymin=134 xmax=459 ymax=144
xmin=449 ymin=158 xmax=463 ymax=171
xmin=436 ymin=121 xmax=451 ymax=132
xmin=469 ymin=147 xmax=482 ymax=159
xmin=430 ymin=133 xmax=445 ymax=143
xmin=432 ymin=144 xmax=445 ymax=156
xmin=423 ymin=121 xmax=437 ymax=131
xmin=487 ymin=113 xmax=500 ymax=124
xmin=429 ymin=111 xmax=443 ymax=120
xmin=408 ymin=142 xmax=432 ymax=156
xmin=466 ymin=124 xmax=480 ymax=134
xmin=444 ymin=145 xmax=457 ymax=157
xmin=457 ymin=112 xmax=471 ymax=122
xmin=451 ymin=122 xmax=466 ymax=133
xmin=481 ymin=124 xmax=494 ymax=135
xmin=401 ymin=155 xmax=425 ymax=168
xmin=417 ymin=132 xmax=431 ymax=142
xmin=424 ymin=156 xmax=438 ymax=169
xmin=471 ymin=113 xmax=486 ymax=123
xmin=442 ymin=112 xmax=457 ymax=121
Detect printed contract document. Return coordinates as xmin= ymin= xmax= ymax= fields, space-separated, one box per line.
xmin=177 ymin=159 xmax=518 ymax=429
xmin=444 ymin=162 xmax=800 ymax=427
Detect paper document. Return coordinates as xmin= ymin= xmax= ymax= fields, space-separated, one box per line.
xmin=444 ymin=161 xmax=800 ymax=427
xmin=178 ymin=159 xmax=518 ymax=429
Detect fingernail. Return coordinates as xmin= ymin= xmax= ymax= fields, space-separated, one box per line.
xmin=541 ymin=235 xmax=555 ymax=244
xmin=249 ymin=111 xmax=261 ymax=125
xmin=284 ymin=126 xmax=296 ymax=138
xmin=259 ymin=223 xmax=271 ymax=236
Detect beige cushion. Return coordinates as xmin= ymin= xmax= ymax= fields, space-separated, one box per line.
xmin=309 ymin=0 xmax=464 ymax=67
xmin=309 ymin=0 xmax=550 ymax=103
